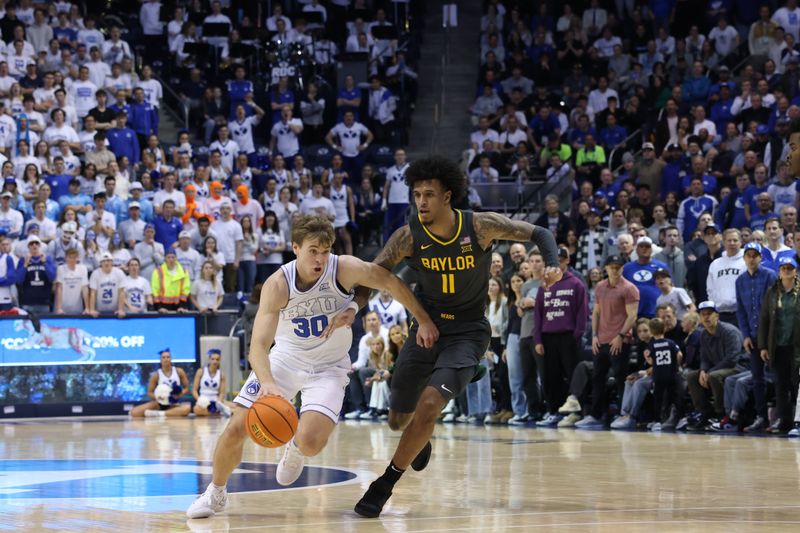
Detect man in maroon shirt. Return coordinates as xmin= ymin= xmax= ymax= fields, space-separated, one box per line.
xmin=575 ymin=254 xmax=640 ymax=429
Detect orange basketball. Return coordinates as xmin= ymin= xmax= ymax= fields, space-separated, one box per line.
xmin=246 ymin=395 xmax=299 ymax=448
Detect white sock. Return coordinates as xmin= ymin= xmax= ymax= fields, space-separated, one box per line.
xmin=288 ymin=438 xmax=304 ymax=456
xmin=211 ymin=482 xmax=226 ymax=492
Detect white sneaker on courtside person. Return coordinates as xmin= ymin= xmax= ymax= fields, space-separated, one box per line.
xmin=144 ymin=409 xmax=165 ymax=418
xmin=276 ymin=439 xmax=305 ymax=486
xmin=558 ymin=395 xmax=581 ymax=414
xmin=186 ymin=483 xmax=228 ymax=519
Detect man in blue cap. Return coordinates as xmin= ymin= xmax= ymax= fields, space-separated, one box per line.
xmin=735 ymin=242 xmax=777 ymax=432
xmin=623 ymin=235 xmax=669 ymax=318
xmin=686 ymin=300 xmax=747 ymax=431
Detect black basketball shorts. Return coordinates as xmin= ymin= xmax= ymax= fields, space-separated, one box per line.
xmin=390 ymin=317 xmax=491 ymax=413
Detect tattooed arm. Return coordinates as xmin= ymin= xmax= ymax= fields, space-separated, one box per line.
xmin=353 ymin=225 xmax=414 ymax=309
xmin=474 ymin=211 xmax=560 ymax=268
xmin=323 ymin=225 xmax=414 ymax=338
xmin=373 ymin=225 xmax=414 ymax=270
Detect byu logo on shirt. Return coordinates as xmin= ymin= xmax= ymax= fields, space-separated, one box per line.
xmin=633 ymin=270 xmax=653 ymax=282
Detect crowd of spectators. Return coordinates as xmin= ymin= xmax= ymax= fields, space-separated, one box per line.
xmin=4 ymin=0 xmax=800 ymax=435
xmin=343 ymin=0 xmax=800 ymax=436
xmin=0 ymin=0 xmax=424 ymax=315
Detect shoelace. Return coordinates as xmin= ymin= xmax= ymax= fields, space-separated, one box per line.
xmin=207 ymin=488 xmax=226 ymax=507
xmin=284 ymin=448 xmax=303 ymax=469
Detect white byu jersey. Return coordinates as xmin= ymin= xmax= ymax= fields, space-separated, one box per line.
xmin=275 ymin=254 xmax=354 ymax=366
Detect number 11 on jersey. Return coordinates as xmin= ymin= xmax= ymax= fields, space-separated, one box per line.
xmin=441 ymin=274 xmax=455 ymax=294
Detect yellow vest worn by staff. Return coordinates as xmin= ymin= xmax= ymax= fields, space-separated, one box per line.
xmin=151 ymin=261 xmax=191 ymax=307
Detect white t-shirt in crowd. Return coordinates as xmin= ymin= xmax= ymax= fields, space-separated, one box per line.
xmin=89 ymin=266 xmax=126 ymax=312
xmin=270 ymin=118 xmax=303 ymax=157
xmin=56 ymin=263 xmax=88 ymax=313
xmin=209 ymin=218 xmax=243 ymax=263
xmin=369 ymin=296 xmax=408 ymax=329
xmin=299 ymin=195 xmax=335 ymax=219
xmin=191 ymin=277 xmax=224 ymax=310
xmin=256 ymin=228 xmax=285 ymax=264
xmin=330 ymin=121 xmax=369 ymax=157
xmin=136 ymin=78 xmax=163 ymax=108
xmin=208 ymin=139 xmax=240 ymax=172
xmin=121 ymin=275 xmax=151 ymax=313
xmin=152 ymin=189 xmax=186 ymax=211
xmin=69 ymin=80 xmax=99 ymax=117
xmin=386 ymin=163 xmax=410 ymax=204
xmin=229 ymin=116 xmax=261 ymax=154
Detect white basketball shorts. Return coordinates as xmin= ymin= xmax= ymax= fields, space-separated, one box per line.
xmin=234 ymin=350 xmax=351 ymax=423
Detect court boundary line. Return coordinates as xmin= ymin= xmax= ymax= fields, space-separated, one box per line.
xmin=209 ymin=504 xmax=800 ymax=531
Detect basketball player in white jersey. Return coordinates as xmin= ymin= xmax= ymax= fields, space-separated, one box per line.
xmin=187 ymin=215 xmax=438 ymax=519
xmin=382 ymin=148 xmax=410 ymax=243
xmin=329 ymin=170 xmax=354 ymax=256
xmin=192 ymin=348 xmax=235 ymax=417
xmin=130 ymin=349 xmax=192 ymax=417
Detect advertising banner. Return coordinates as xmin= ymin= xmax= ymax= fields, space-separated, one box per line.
xmin=0 ymin=316 xmax=197 ymax=366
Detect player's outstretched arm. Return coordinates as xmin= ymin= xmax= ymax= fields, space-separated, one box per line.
xmin=323 ymin=225 xmax=415 ymax=339
xmin=474 ymin=211 xmax=562 ymax=286
xmin=248 ymin=271 xmax=289 ymax=398
xmin=337 ymin=254 xmax=439 ymax=348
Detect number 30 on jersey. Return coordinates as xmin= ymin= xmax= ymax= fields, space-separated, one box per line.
xmin=292 ymin=315 xmax=329 ymax=338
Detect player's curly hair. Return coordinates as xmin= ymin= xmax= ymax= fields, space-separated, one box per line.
xmin=405 ymin=156 xmax=466 ymax=205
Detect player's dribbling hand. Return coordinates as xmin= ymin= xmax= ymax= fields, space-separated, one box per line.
xmin=258 ymin=381 xmax=284 ymax=399
xmin=542 ymin=266 xmax=562 ymax=288
xmin=416 ymin=319 xmax=439 ymax=349
xmin=321 ymin=307 xmax=356 ymax=338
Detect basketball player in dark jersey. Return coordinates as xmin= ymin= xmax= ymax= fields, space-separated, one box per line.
xmin=353 ymin=157 xmax=561 ymax=517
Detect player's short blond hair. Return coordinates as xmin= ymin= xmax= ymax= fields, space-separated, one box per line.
xmin=291 ymin=215 xmax=335 ymax=248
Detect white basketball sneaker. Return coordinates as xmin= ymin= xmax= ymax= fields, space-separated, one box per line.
xmin=144 ymin=409 xmax=165 ymax=418
xmin=186 ymin=483 xmax=228 ymax=519
xmin=276 ymin=439 xmax=305 ymax=486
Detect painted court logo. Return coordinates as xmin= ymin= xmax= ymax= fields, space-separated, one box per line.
xmin=0 ymin=460 xmax=358 ymax=511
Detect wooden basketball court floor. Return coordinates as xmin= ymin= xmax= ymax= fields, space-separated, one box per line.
xmin=1 ymin=416 xmax=799 ymax=532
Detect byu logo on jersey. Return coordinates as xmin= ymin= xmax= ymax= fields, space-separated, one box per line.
xmin=633 ymin=270 xmax=653 ymax=282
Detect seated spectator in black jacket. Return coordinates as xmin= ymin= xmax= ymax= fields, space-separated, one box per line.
xmin=535 ymin=194 xmax=573 ymax=244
